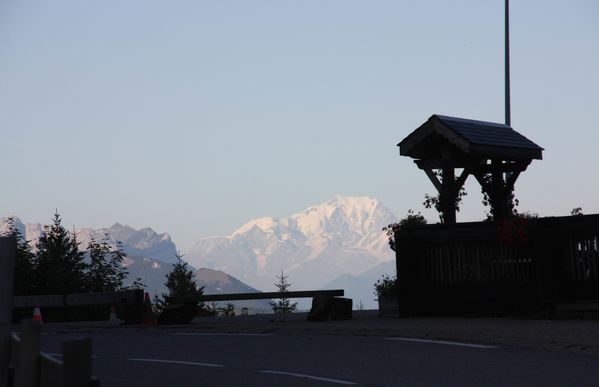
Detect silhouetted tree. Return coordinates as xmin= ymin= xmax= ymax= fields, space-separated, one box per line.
xmin=33 ymin=212 xmax=87 ymax=294
xmin=86 ymin=235 xmax=128 ymax=292
xmin=270 ymin=271 xmax=297 ymax=314
xmin=155 ymin=253 xmax=204 ymax=313
xmin=4 ymin=217 xmax=36 ymax=295
xmin=164 ymin=253 xmax=203 ymax=298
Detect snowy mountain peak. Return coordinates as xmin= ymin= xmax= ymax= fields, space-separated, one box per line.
xmin=232 ymin=217 xmax=278 ymax=236
xmin=289 ymin=195 xmax=391 ymax=237
xmin=186 ymin=195 xmax=397 ymax=292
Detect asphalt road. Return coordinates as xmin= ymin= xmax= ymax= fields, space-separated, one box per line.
xmin=39 ymin=329 xmax=599 ymax=386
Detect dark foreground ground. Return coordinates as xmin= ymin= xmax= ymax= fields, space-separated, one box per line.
xmin=23 ymin=311 xmax=599 ymax=386
xmin=40 ymin=310 xmax=599 ymax=356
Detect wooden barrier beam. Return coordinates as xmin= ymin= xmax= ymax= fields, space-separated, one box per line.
xmin=66 ymin=289 xmax=141 ymax=307
xmin=167 ymin=289 xmax=344 ymax=304
xmin=13 ymin=295 xmax=65 ymax=309
xmin=13 ymin=289 xmax=143 ymax=308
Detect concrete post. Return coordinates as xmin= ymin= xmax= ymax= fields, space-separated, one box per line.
xmin=63 ymin=338 xmax=92 ymax=387
xmin=13 ymin=320 xmax=41 ymax=387
xmin=0 ymin=237 xmax=17 ymax=387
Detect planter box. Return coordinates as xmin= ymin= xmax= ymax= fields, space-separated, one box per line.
xmin=378 ymin=296 xmax=399 ymax=318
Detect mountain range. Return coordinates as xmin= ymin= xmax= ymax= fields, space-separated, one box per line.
xmin=185 ymin=196 xmax=397 ymax=307
xmin=2 ymin=195 xmax=399 ymax=309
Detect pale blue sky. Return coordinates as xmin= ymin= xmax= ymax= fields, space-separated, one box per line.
xmin=1 ymin=1 xmax=598 ymax=252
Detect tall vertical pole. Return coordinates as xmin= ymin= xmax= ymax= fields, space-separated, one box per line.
xmin=505 ymin=0 xmax=511 ymax=126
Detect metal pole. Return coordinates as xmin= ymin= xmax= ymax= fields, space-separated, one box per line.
xmin=505 ymin=0 xmax=511 ymax=126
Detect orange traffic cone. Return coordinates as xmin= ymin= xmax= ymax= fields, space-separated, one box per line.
xmin=143 ymin=292 xmax=156 ymax=326
xmin=32 ymin=307 xmax=43 ymax=323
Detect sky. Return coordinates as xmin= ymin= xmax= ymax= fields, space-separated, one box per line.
xmin=1 ymin=0 xmax=598 ymax=253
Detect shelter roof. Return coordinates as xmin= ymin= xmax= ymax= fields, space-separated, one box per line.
xmin=399 ymin=115 xmax=543 ymax=161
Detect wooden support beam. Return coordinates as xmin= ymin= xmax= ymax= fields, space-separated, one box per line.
xmin=455 ymin=168 xmax=470 ymax=189
xmin=441 ymin=167 xmax=457 ymax=224
xmin=423 ymin=168 xmax=442 ymax=193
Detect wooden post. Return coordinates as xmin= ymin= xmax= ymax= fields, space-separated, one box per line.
xmin=441 ymin=167 xmax=457 ymax=224
xmin=13 ymin=320 xmax=41 ymax=387
xmin=63 ymin=338 xmax=92 ymax=387
xmin=0 ymin=237 xmax=16 ymax=387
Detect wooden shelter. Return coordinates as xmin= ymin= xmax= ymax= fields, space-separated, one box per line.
xmin=398 ymin=115 xmax=543 ymax=223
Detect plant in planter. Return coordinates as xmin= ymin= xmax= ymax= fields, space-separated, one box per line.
xmin=382 ymin=209 xmax=426 ymax=251
xmin=374 ymin=274 xmax=399 ymax=318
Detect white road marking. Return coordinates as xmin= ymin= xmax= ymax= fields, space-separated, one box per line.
xmin=261 ymin=370 xmax=357 ymax=385
xmin=386 ymin=337 xmax=498 ymax=349
xmin=169 ymin=332 xmax=273 ymax=337
xmin=45 ymin=353 xmax=100 ymax=359
xmin=129 ymin=358 xmax=224 ymax=367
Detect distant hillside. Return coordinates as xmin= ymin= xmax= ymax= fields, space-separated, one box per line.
xmin=323 ymin=260 xmax=396 ymax=310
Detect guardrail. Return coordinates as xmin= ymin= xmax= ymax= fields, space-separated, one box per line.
xmin=9 ymin=320 xmax=98 ymax=387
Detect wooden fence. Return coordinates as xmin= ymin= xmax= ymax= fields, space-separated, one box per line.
xmin=395 ymin=214 xmax=599 ymax=315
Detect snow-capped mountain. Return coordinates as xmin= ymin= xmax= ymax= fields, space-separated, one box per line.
xmin=77 ymin=223 xmax=178 ymax=263
xmin=185 ymin=196 xmax=397 ymax=292
xmin=0 ymin=217 xmax=178 ymax=264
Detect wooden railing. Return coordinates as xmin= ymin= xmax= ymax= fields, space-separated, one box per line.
xmin=395 ymin=214 xmax=599 ymax=314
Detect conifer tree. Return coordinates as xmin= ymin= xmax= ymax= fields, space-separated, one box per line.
xmin=164 ymin=253 xmax=204 ymax=298
xmin=86 ymin=235 xmax=128 ymax=292
xmin=155 ymin=253 xmax=204 ymax=313
xmin=33 ymin=211 xmax=87 ymax=294
xmin=270 ymin=271 xmax=297 ymax=314
xmin=5 ymin=218 xmax=35 ymax=295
